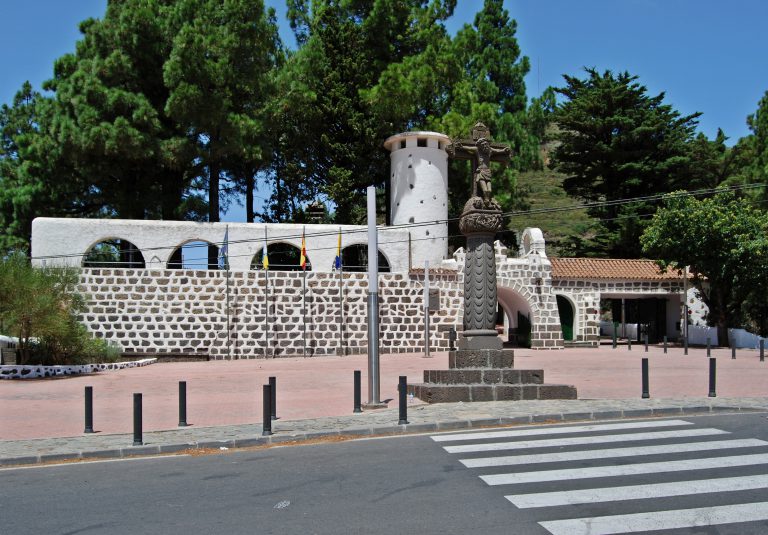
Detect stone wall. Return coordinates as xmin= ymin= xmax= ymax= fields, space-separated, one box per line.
xmin=78 ymin=268 xmax=462 ymax=359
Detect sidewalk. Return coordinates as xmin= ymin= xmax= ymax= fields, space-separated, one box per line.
xmin=2 ymin=345 xmax=767 ymax=466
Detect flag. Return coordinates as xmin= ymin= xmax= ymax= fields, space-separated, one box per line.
xmin=218 ymin=226 xmax=229 ymax=269
xmin=300 ymin=227 xmax=307 ymax=271
xmin=262 ymin=228 xmax=269 ymax=270
xmin=333 ymin=227 xmax=342 ymax=270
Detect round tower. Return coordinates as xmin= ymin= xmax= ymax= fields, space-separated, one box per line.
xmin=384 ymin=131 xmax=450 ymax=269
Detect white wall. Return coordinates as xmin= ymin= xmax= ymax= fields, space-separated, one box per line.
xmin=31 ymin=218 xmax=410 ymax=273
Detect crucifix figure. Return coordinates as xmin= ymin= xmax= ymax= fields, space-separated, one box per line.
xmin=446 ymin=122 xmax=511 ymax=208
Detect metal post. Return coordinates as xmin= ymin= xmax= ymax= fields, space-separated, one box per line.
xmin=628 ymin=335 xmax=632 ymax=351
xmin=641 ymin=358 xmax=649 ymax=399
xmin=84 ymin=386 xmax=94 ymax=434
xmin=269 ymin=376 xmax=277 ymax=420
xmin=178 ymin=381 xmax=187 ymax=427
xmin=663 ymin=336 xmax=667 ymax=354
xmin=133 ymin=393 xmax=143 ymax=446
xmin=644 ymin=333 xmax=648 ymax=353
xmin=423 ymin=260 xmax=431 ymax=358
xmin=761 ymin=339 xmax=765 ymax=362
xmin=366 ymin=186 xmax=381 ymax=405
xmin=353 ymin=370 xmax=362 ymax=413
xmin=262 ymin=384 xmax=272 ymax=436
xmin=612 ymin=326 xmax=617 ymax=349
xmin=708 ymin=358 xmax=717 ymax=397
xmin=684 ymin=334 xmax=689 ymax=355
xmin=732 ymin=345 xmax=736 ymax=359
xmin=398 ymin=376 xmax=408 ymax=425
xmin=303 ymin=267 xmax=307 ymax=358
xmin=706 ymin=337 xmax=711 ymax=358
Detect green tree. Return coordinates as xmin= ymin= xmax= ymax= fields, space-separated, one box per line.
xmin=44 ymin=1 xmax=198 ymax=220
xmin=641 ymin=191 xmax=768 ymax=344
xmin=732 ymin=90 xmax=768 ymax=203
xmin=271 ymin=0 xmax=457 ymax=224
xmin=0 ymin=254 xmax=83 ymax=364
xmin=164 ymin=0 xmax=280 ymax=225
xmin=551 ymin=68 xmax=701 ymax=257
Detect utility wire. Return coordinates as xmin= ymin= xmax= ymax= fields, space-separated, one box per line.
xmin=31 ymin=182 xmax=767 ymax=263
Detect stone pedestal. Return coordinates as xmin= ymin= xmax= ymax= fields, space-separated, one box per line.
xmin=409 ymin=348 xmax=577 ymax=403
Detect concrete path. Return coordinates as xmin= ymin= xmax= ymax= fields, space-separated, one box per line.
xmin=1 ymin=344 xmax=767 ymax=466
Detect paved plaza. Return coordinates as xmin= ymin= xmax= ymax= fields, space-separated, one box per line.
xmin=1 ymin=344 xmax=767 ymax=466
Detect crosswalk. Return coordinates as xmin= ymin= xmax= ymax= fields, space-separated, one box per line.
xmin=431 ymin=418 xmax=768 ymax=534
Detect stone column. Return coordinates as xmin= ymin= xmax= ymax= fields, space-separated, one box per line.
xmin=458 ymin=203 xmax=503 ymax=350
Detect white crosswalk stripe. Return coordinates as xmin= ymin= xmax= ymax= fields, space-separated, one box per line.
xmin=507 ymin=474 xmax=768 ymax=508
xmin=442 ymin=427 xmax=727 ymax=453
xmin=431 ymin=419 xmax=693 ymax=442
xmin=461 ymin=438 xmax=768 ymax=468
xmin=432 ymin=419 xmax=768 ymax=534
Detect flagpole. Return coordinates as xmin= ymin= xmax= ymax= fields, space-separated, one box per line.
xmin=226 ymin=244 xmax=231 ymax=360
xmin=302 ymin=225 xmax=307 ymax=358
xmin=338 ymin=227 xmax=344 ymax=357
xmin=264 ymin=226 xmax=270 ymax=358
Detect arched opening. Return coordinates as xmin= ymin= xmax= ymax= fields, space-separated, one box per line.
xmin=557 ymin=295 xmax=575 ymax=341
xmin=497 ymin=286 xmax=533 ymax=348
xmin=167 ymin=240 xmax=222 ymax=270
xmin=83 ymin=239 xmax=145 ymax=268
xmin=338 ymin=244 xmax=391 ymax=273
xmin=251 ymin=242 xmax=311 ymax=271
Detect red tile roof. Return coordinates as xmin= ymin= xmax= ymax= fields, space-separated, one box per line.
xmin=550 ymin=257 xmax=684 ymax=281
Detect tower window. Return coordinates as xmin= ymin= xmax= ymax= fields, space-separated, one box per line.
xmin=417 ymin=138 xmax=427 ymax=147
xmin=400 ymin=140 xmax=406 ymax=149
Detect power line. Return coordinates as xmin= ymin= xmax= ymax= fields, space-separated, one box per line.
xmin=31 ymin=182 xmax=767 ymax=264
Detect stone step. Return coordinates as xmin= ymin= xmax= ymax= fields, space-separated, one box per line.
xmin=424 ymin=368 xmax=544 ymax=385
xmin=408 ymin=383 xmax=577 ymax=404
xmin=449 ymin=348 xmax=514 ymax=369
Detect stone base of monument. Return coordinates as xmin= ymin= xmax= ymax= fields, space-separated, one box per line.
xmin=408 ymin=349 xmax=577 ymax=403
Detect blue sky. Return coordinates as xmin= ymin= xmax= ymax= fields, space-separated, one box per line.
xmin=2 ymin=0 xmax=766 ymax=142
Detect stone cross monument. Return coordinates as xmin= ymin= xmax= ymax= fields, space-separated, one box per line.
xmin=447 ymin=122 xmax=511 ymax=350
xmin=408 ymin=122 xmax=577 ymax=403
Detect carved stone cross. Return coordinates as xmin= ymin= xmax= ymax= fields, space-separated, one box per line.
xmin=446 ymin=122 xmax=511 ymax=209
xmin=447 ymin=122 xmax=511 ymax=351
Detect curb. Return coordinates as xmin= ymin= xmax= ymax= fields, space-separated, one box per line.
xmin=2 ymin=405 xmax=765 ymax=468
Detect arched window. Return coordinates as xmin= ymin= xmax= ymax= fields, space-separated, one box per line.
xmin=167 ymin=241 xmax=222 ymax=270
xmin=83 ymin=239 xmax=145 ymax=268
xmin=339 ymin=244 xmax=390 ymax=273
xmin=251 ymin=242 xmax=311 ymax=271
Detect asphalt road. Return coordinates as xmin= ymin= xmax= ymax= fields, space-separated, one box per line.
xmin=2 ymin=413 xmax=768 ymax=535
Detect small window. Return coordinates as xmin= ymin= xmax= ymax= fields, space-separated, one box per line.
xmin=417 ymin=138 xmax=427 ymax=147
xmin=400 ymin=140 xmax=406 ymax=149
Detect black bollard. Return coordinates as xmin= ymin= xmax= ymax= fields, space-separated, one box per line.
xmin=269 ymin=376 xmax=277 ymax=420
xmin=398 ymin=376 xmax=409 ymax=425
xmin=628 ymin=335 xmax=632 ymax=351
xmin=761 ymin=339 xmax=765 ymax=362
xmin=644 ymin=334 xmax=649 ymax=353
xmin=449 ymin=327 xmax=457 ymax=351
xmin=353 ymin=370 xmax=362 ymax=413
xmin=684 ymin=336 xmax=689 ymax=356
xmin=84 ymin=386 xmax=94 ymax=434
xmin=262 ymin=384 xmax=273 ymax=436
xmin=641 ymin=358 xmax=649 ymax=399
xmin=178 ymin=381 xmax=187 ymax=427
xmin=133 ymin=393 xmax=143 ymax=446
xmin=732 ymin=345 xmax=736 ymax=360
xmin=663 ymin=336 xmax=667 ymax=354
xmin=708 ymin=358 xmax=717 ymax=397
xmin=612 ymin=329 xmax=617 ymax=349
xmin=707 ymin=337 xmax=711 ymax=358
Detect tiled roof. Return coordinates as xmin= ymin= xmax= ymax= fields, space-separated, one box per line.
xmin=550 ymin=257 xmax=684 ymax=281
